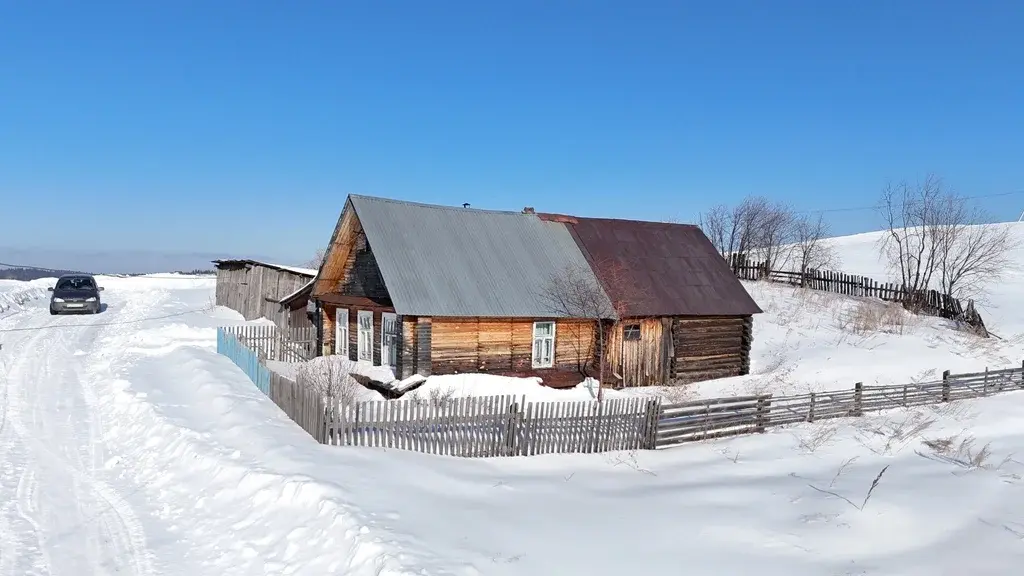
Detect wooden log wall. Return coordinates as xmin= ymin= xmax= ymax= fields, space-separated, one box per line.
xmin=740 ymin=315 xmax=753 ymax=375
xmin=672 ymin=316 xmax=750 ymax=383
xmin=604 ymin=318 xmax=669 ymax=388
xmin=321 ymin=302 xmax=393 ymax=368
xmin=427 ymin=317 xmax=597 ymax=388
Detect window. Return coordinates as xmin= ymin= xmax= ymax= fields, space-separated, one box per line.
xmin=623 ymin=323 xmax=641 ymax=341
xmin=56 ymin=276 xmax=96 ymax=290
xmin=532 ymin=321 xmax=555 ymax=368
xmin=335 ymin=308 xmax=349 ymax=356
xmin=357 ymin=310 xmax=374 ymax=362
xmin=380 ymin=312 xmax=399 ymax=368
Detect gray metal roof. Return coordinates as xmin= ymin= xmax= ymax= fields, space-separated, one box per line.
xmin=349 ymin=195 xmax=615 ymax=318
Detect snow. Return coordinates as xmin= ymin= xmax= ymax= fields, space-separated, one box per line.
xmin=408 ymin=373 xmax=609 ymax=402
xmin=0 ymin=278 xmax=51 ymax=316
xmin=0 ymin=224 xmax=1022 ymax=574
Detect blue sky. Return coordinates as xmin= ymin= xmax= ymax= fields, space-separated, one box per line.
xmin=1 ymin=0 xmax=1022 ymax=266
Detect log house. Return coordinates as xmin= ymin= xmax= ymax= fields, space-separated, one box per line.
xmin=310 ymin=195 xmax=761 ymax=388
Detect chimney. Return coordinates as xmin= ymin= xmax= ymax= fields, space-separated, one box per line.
xmin=523 ymin=206 xmax=535 ymax=214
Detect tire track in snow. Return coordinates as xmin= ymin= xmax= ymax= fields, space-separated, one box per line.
xmin=0 ymin=297 xmax=157 ymax=576
xmin=0 ymin=306 xmax=57 ymax=575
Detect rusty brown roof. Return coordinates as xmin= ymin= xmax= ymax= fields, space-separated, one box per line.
xmin=550 ymin=215 xmax=763 ymax=317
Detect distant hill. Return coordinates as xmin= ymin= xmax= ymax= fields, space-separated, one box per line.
xmin=0 ymin=267 xmax=80 ymax=281
xmin=0 ymin=247 xmax=290 ymax=275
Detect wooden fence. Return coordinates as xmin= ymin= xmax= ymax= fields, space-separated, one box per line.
xmin=325 ymin=395 xmax=660 ymax=457
xmin=218 ymin=327 xmax=1024 ymax=457
xmin=221 ymin=324 xmax=317 ymax=362
xmin=654 ymin=364 xmax=1024 ymax=447
xmin=726 ymin=252 xmax=987 ymax=336
xmin=217 ymin=328 xmax=326 ymax=441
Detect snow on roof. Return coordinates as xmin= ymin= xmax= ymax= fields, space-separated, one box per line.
xmin=211 ymin=259 xmax=317 ymax=277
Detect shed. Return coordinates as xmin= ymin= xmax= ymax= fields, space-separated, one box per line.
xmin=212 ymin=259 xmax=318 ymax=332
xmin=549 ymin=213 xmax=763 ymax=385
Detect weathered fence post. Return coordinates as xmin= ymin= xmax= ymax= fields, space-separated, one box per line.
xmin=1020 ymin=360 xmax=1024 ymax=389
xmin=853 ymin=382 xmax=863 ymax=416
xmin=942 ymin=370 xmax=951 ymax=402
xmin=645 ymin=399 xmax=661 ymax=449
xmin=808 ymin=392 xmax=816 ymax=422
xmin=755 ymin=396 xmax=767 ymax=433
xmin=984 ymin=366 xmax=989 ymax=395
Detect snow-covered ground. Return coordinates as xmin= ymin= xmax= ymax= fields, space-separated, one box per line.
xmin=0 ymin=278 xmax=52 ymax=316
xmin=0 ymin=224 xmax=1022 ymax=575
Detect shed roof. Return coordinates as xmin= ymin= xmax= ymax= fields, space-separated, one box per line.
xmin=555 ymin=216 xmax=763 ymax=317
xmin=211 ymin=259 xmax=317 ymax=278
xmin=279 ymin=278 xmax=315 ymax=308
xmin=348 ymin=195 xmax=614 ymax=317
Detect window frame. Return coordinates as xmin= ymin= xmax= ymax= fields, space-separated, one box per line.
xmin=357 ymin=310 xmax=374 ymax=362
xmin=380 ymin=312 xmax=399 ymax=368
xmin=335 ymin=308 xmax=349 ymax=356
xmin=623 ymin=323 xmax=642 ymax=341
xmin=531 ymin=321 xmax=556 ymax=369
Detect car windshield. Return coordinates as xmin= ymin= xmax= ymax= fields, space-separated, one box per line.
xmin=56 ymin=277 xmax=96 ymax=291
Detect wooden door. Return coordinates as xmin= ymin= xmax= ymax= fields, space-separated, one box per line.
xmin=617 ymin=319 xmax=665 ymax=387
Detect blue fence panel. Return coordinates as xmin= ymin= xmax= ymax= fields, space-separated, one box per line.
xmin=216 ymin=327 xmax=271 ymax=397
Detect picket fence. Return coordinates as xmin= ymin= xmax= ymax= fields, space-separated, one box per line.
xmin=217 ymin=328 xmax=1024 ymax=458
xmin=726 ymin=252 xmax=987 ymax=335
xmin=217 ymin=329 xmax=326 ymax=441
xmin=221 ymin=324 xmax=317 ymax=363
xmin=325 ymin=395 xmax=660 ymax=457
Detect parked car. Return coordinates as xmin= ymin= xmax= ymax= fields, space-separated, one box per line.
xmin=48 ymin=274 xmax=104 ymax=315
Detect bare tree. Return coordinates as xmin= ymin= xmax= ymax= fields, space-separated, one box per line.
xmin=538 ymin=259 xmax=636 ymax=402
xmin=932 ymin=196 xmax=1017 ymax=299
xmin=700 ymin=198 xmax=766 ymax=256
xmin=755 ymin=201 xmax=797 ymax=271
xmin=793 ymin=212 xmax=839 ymax=274
xmin=699 ymin=195 xmax=797 ymax=273
xmin=877 ymin=175 xmax=946 ymax=298
xmin=303 ymin=247 xmax=327 ymax=270
xmin=296 ymin=355 xmax=362 ymax=406
xmin=878 ymin=175 xmax=1016 ymax=301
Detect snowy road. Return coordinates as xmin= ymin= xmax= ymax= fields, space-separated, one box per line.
xmin=0 ymin=284 xmax=176 ymax=575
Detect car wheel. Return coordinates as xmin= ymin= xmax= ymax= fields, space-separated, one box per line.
xmin=50 ymin=308 xmax=58 ymax=315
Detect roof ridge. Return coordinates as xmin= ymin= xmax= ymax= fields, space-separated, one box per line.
xmin=348 ymin=194 xmax=530 ymax=216
xmin=571 ymin=215 xmax=700 ymax=228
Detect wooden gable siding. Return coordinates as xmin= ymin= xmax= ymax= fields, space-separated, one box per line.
xmin=338 ymin=228 xmax=390 ymax=303
xmin=427 ymin=317 xmax=597 ymax=388
xmin=672 ymin=315 xmax=753 ymax=383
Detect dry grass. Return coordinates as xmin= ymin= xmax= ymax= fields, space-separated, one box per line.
xmin=919 ymin=432 xmax=1011 ymax=471
xmin=835 ymin=299 xmax=915 ymax=336
xmin=408 ymin=385 xmax=459 ymax=408
xmin=795 ymin=422 xmax=840 ymax=454
xmin=854 ymin=411 xmax=936 ymax=456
